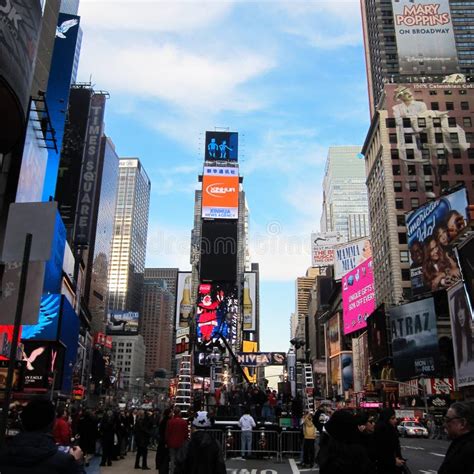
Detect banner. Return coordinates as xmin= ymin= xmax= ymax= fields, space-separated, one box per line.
xmin=236 ymin=352 xmax=286 ymax=367
xmin=392 ymin=0 xmax=458 ymax=75
xmin=311 ymin=232 xmax=342 ymax=268
xmin=390 ymin=298 xmax=440 ymax=379
xmin=175 ymin=272 xmax=192 ymax=356
xmin=327 ymin=314 xmax=341 ymax=357
xmin=334 ymin=238 xmax=372 ymax=280
xmin=456 ymin=238 xmax=474 ymax=311
xmin=202 ymin=166 xmax=239 ymax=219
xmin=106 ymin=311 xmax=139 ymax=334
xmin=342 ymin=257 xmax=375 ymax=335
xmin=447 ymin=282 xmax=474 ymax=387
xmin=406 ymin=188 xmax=467 ymax=295
xmin=243 ymin=272 xmax=257 ymax=332
xmin=204 ymin=131 xmax=238 ymax=161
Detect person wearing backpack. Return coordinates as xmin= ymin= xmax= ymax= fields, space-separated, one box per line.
xmin=302 ymin=411 xmax=317 ymax=468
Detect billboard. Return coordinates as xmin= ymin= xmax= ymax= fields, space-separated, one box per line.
xmin=59 ymin=297 xmax=80 ymax=392
xmin=0 ymin=361 xmax=24 ymax=391
xmin=311 ymin=232 xmax=342 ymax=268
xmin=456 ymin=238 xmax=474 ymax=312
xmin=43 ymin=212 xmax=67 ymax=294
xmin=342 ymin=257 xmax=375 ymax=335
xmin=195 ymin=282 xmax=238 ymax=345
xmin=202 ymin=166 xmax=239 ymax=219
xmin=327 ymin=314 xmax=341 ymax=357
xmin=406 ymin=188 xmax=467 ymax=295
xmin=367 ymin=304 xmax=390 ymax=365
xmin=74 ymin=93 xmax=107 ymax=245
xmin=389 ymin=298 xmax=440 ymax=379
xmin=236 ymin=352 xmax=286 ymax=367
xmin=243 ymin=272 xmax=257 ymax=332
xmin=329 ymin=355 xmax=341 ymax=395
xmin=106 ymin=310 xmax=139 ymax=334
xmin=200 ymin=220 xmax=237 ymax=282
xmin=21 ymin=294 xmax=62 ymax=341
xmin=334 ymin=238 xmax=372 ymax=280
xmin=205 ymin=131 xmax=238 ymax=161
xmin=0 ymin=0 xmax=42 ymax=152
xmin=341 ymin=352 xmax=353 ymax=392
xmin=392 ymin=0 xmax=458 ymax=75
xmin=175 ymin=272 xmax=192 ymax=356
xmin=447 ymin=282 xmax=474 ymax=387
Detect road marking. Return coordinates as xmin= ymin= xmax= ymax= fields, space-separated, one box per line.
xmin=401 ymin=445 xmax=425 ymax=450
xmin=419 ymin=470 xmax=437 ymax=473
xmin=289 ymin=458 xmax=300 ymax=474
xmin=430 ymin=452 xmax=445 ymax=457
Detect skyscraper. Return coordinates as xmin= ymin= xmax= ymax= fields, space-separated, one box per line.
xmin=108 ymin=158 xmax=151 ymax=313
xmin=141 ymin=268 xmax=178 ymax=377
xmin=320 ymin=146 xmax=369 ymax=242
xmin=361 ymin=0 xmax=474 ymax=116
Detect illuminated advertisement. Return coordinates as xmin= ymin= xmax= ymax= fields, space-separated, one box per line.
xmin=22 ymin=294 xmax=62 ymax=341
xmin=405 ymin=188 xmax=467 ymax=295
xmin=311 ymin=232 xmax=342 ymax=268
xmin=341 ymin=352 xmax=353 ymax=391
xmin=195 ymin=282 xmax=238 ymax=345
xmin=342 ymin=257 xmax=375 ymax=335
xmin=243 ymin=272 xmax=257 ymax=332
xmin=456 ymin=239 xmax=474 ymax=311
xmin=202 ymin=166 xmax=239 ymax=219
xmin=106 ymin=311 xmax=139 ymax=335
xmin=447 ymin=282 xmax=474 ymax=387
xmin=327 ymin=314 xmax=341 ymax=357
xmin=205 ymin=131 xmax=238 ymax=161
xmin=334 ymin=238 xmax=372 ymax=280
xmin=329 ymin=355 xmax=341 ymax=395
xmin=392 ymin=0 xmax=458 ymax=75
xmin=43 ymin=212 xmax=67 ymax=294
xmin=0 ymin=361 xmax=24 ymax=391
xmin=236 ymin=352 xmax=286 ymax=367
xmin=389 ymin=298 xmax=440 ymax=379
xmin=59 ymin=297 xmax=80 ymax=392
xmin=175 ymin=272 xmax=192 ymax=356
xmin=367 ymin=304 xmax=390 ymax=365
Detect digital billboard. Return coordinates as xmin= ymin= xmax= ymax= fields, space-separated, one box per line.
xmin=392 ymin=0 xmax=458 ymax=75
xmin=237 ymin=352 xmax=286 ymax=367
xmin=22 ymin=294 xmax=62 ymax=341
xmin=243 ymin=272 xmax=257 ymax=332
xmin=327 ymin=314 xmax=341 ymax=358
xmin=0 ymin=361 xmax=24 ymax=392
xmin=334 ymin=238 xmax=372 ymax=280
xmin=175 ymin=272 xmax=192 ymax=357
xmin=195 ymin=282 xmax=238 ymax=345
xmin=329 ymin=355 xmax=341 ymax=395
xmin=200 ymin=220 xmax=237 ymax=282
xmin=106 ymin=310 xmax=139 ymax=335
xmin=202 ymin=166 xmax=239 ymax=219
xmin=341 ymin=352 xmax=353 ymax=392
xmin=342 ymin=257 xmax=375 ymax=335
xmin=311 ymin=232 xmax=342 ymax=268
xmin=205 ymin=131 xmax=238 ymax=161
xmin=389 ymin=298 xmax=440 ymax=379
xmin=43 ymin=212 xmax=67 ymax=294
xmin=59 ymin=297 xmax=80 ymax=392
xmin=405 ymin=187 xmax=467 ymax=295
xmin=447 ymin=282 xmax=474 ymax=387
xmin=367 ymin=304 xmax=390 ymax=365
xmin=456 ymin=238 xmax=474 ymax=312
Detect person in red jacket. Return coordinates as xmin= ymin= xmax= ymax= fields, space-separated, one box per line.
xmin=53 ymin=408 xmax=72 ymax=446
xmin=165 ymin=408 xmax=189 ymax=473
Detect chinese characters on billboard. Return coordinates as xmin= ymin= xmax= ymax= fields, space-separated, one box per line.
xmin=392 ymin=0 xmax=459 ymax=75
xmin=201 ymin=166 xmax=239 ymax=219
xmin=205 ymin=131 xmax=238 ymax=161
xmin=334 ymin=238 xmax=372 ymax=280
xmin=311 ymin=232 xmax=342 ymax=268
xmin=342 ymin=257 xmax=375 ymax=335
xmin=405 ymin=188 xmax=467 ymax=295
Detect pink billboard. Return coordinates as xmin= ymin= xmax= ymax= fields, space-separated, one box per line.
xmin=342 ymin=258 xmax=375 ymax=335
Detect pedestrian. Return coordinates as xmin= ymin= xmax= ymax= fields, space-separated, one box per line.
xmin=174 ymin=411 xmax=226 ymax=474
xmin=238 ymin=406 xmax=256 ymax=459
xmin=0 ymin=399 xmax=84 ymax=473
xmin=374 ymin=408 xmax=405 ymax=473
xmin=127 ymin=408 xmax=138 ymax=452
xmin=438 ymin=402 xmax=474 ymax=474
xmin=53 ymin=407 xmax=72 ymax=446
xmin=166 ymin=407 xmax=189 ymax=473
xmin=302 ymin=411 xmax=317 ymax=468
xmin=134 ymin=409 xmax=152 ymax=470
xmin=77 ymin=409 xmax=97 ymax=466
xmin=354 ymin=411 xmax=377 ymax=468
xmin=316 ymin=409 xmax=375 ymax=474
xmin=313 ymin=404 xmax=330 ymax=434
xmin=156 ymin=408 xmax=172 ymax=473
xmin=98 ymin=409 xmax=116 ymax=467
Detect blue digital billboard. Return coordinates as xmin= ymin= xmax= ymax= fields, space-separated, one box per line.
xmin=22 ymin=294 xmax=62 ymax=341
xmin=205 ymin=131 xmax=238 ymax=161
xmin=43 ymin=211 xmax=67 ymax=294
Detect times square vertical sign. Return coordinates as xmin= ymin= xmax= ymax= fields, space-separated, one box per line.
xmin=74 ymin=94 xmax=106 ymax=245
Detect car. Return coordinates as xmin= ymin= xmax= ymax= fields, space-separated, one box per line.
xmin=397 ymin=421 xmax=429 ymax=438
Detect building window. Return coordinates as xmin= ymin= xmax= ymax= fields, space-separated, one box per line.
xmin=446 ymin=102 xmax=454 ymax=111
xmin=421 ymin=149 xmax=430 ymax=160
xmin=435 ymin=133 xmax=444 ymax=144
xmin=444 ymin=90 xmax=452 ymax=96
xmin=469 ymin=149 xmax=474 ymax=159
xmin=433 ymin=118 xmax=441 ymax=127
xmin=389 ymin=133 xmax=398 ymax=144
xmin=450 ymin=133 xmax=459 ymax=144
xmin=401 ymin=269 xmax=411 ymax=280
xmin=400 ymin=251 xmax=409 ymax=263
xmin=429 ymin=91 xmax=437 ymax=96
xmin=455 ymin=164 xmax=464 ymax=175
xmin=392 ymin=165 xmax=401 ymax=175
xmin=395 ymin=198 xmax=404 ymax=210
xmin=461 ymin=101 xmax=470 ymax=110
xmin=408 ymin=165 xmax=416 ymax=175
xmin=448 ymin=117 xmax=457 ymax=127
xmin=406 ymin=149 xmax=415 ymax=160
xmin=431 ymin=102 xmax=439 ymax=110
xmin=391 ymin=149 xmax=399 ymax=160
xmin=398 ymin=233 xmax=407 ymax=244
xmin=404 ymin=134 xmax=413 ymax=144
xmin=453 ymin=148 xmax=461 ymax=159
xmin=470 ymin=164 xmax=474 ymax=174
xmin=411 ymin=198 xmax=420 ymax=209
xmin=403 ymin=287 xmax=412 ymax=300
xmin=409 ymin=181 xmax=417 ymax=192
xmin=463 ymin=117 xmax=472 ymax=128
xmin=418 ymin=118 xmax=426 ymax=128
xmin=386 ymin=118 xmax=396 ymax=128
xmin=394 ymin=182 xmax=402 ymax=192
xmin=425 ymin=181 xmax=434 ymax=192
xmin=397 ymin=215 xmax=405 ymax=226
xmin=402 ymin=118 xmax=411 ymax=128
xmin=419 ymin=133 xmax=428 ymax=144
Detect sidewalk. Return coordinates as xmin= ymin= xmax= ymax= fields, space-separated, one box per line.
xmin=87 ymin=450 xmax=154 ymax=474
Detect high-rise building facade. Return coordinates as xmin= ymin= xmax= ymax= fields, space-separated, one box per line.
xmin=320 ymin=146 xmax=369 ymax=242
xmin=141 ymin=268 xmax=179 ymax=377
xmin=108 ymin=158 xmax=151 ymax=313
xmin=361 ymin=0 xmax=474 ymax=116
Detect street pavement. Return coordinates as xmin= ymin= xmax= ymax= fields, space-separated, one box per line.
xmin=400 ymin=437 xmax=449 ymax=474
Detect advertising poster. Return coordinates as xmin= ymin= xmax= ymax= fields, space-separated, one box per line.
xmin=392 ymin=0 xmax=459 ymax=75
xmin=237 ymin=352 xmax=286 ymax=367
xmin=201 ymin=166 xmax=239 ymax=219
xmin=243 ymin=272 xmax=257 ymax=332
xmin=329 ymin=355 xmax=341 ymax=395
xmin=21 ymin=294 xmax=62 ymax=341
xmin=405 ymin=188 xmax=467 ymax=295
xmin=205 ymin=131 xmax=238 ymax=161
xmin=106 ymin=310 xmax=139 ymax=334
xmin=389 ymin=298 xmax=440 ymax=379
xmin=311 ymin=232 xmax=342 ymax=268
xmin=0 ymin=361 xmax=24 ymax=391
xmin=327 ymin=314 xmax=341 ymax=357
xmin=175 ymin=272 xmax=192 ymax=357
xmin=367 ymin=304 xmax=390 ymax=364
xmin=342 ymin=257 xmax=376 ymax=335
xmin=456 ymin=239 xmax=474 ymax=311
xmin=352 ymin=337 xmax=362 ymax=392
xmin=341 ymin=352 xmax=354 ymax=392
xmin=334 ymin=238 xmax=372 ymax=280
xmin=447 ymin=282 xmax=474 ymax=387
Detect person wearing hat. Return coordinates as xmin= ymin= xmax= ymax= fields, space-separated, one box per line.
xmin=316 ymin=409 xmax=375 ymax=474
xmin=374 ymin=408 xmax=405 ymax=474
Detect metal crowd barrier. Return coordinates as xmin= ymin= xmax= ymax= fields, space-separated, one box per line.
xmin=279 ymin=429 xmax=303 ymax=460
xmin=198 ymin=428 xmax=225 ymax=447
xmin=223 ymin=429 xmax=280 ymax=461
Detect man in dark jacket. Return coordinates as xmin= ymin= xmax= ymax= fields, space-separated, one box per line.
xmin=134 ymin=409 xmax=152 ymax=469
xmin=0 ymin=400 xmax=84 ymax=474
xmin=438 ymin=402 xmax=474 ymax=474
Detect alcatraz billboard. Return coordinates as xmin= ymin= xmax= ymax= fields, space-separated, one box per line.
xmin=392 ymin=0 xmax=458 ymax=75
xmin=202 ymin=166 xmax=239 ymax=219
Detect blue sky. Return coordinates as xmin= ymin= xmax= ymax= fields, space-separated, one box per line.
xmin=77 ymin=0 xmax=371 ymax=352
